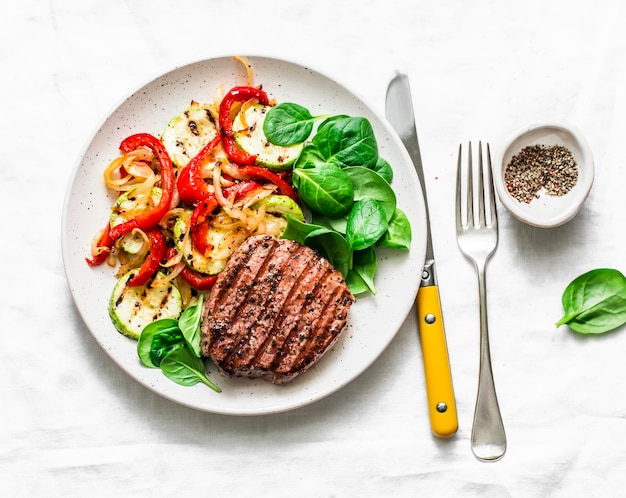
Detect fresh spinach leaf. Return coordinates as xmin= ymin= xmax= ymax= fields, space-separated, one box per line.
xmin=344 ymin=166 xmax=396 ymax=222
xmin=377 ymin=208 xmax=412 ymax=249
xmin=150 ymin=329 xmax=187 ymax=368
xmin=137 ymin=318 xmax=183 ymax=368
xmin=316 ymin=114 xmax=350 ymax=128
xmin=556 ymin=268 xmax=626 ymax=334
xmin=311 ymin=211 xmax=347 ymax=234
xmin=372 ymin=157 xmax=393 ymax=184
xmin=178 ymin=294 xmax=204 ymax=357
xmin=293 ymin=163 xmax=354 ymax=217
xmin=281 ymin=216 xmax=351 ymax=276
xmin=345 ymin=198 xmax=388 ymax=251
xmin=263 ymin=103 xmax=326 ymax=146
xmin=136 ymin=304 xmax=221 ymax=393
xmin=281 ymin=215 xmax=327 ymax=244
xmin=305 ymin=228 xmax=351 ymax=278
xmin=295 ymin=144 xmax=326 ymax=169
xmin=160 ymin=348 xmax=222 ymax=392
xmin=313 ymin=116 xmax=378 ymax=169
xmin=351 ymin=247 xmax=378 ymax=294
xmin=346 ymin=270 xmax=370 ymax=296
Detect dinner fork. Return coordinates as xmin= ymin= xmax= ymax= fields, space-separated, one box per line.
xmin=456 ymin=142 xmax=507 ymax=461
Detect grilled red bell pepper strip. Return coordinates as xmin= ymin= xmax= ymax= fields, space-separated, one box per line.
xmin=222 ymin=180 xmax=263 ymax=201
xmin=109 ymin=133 xmax=175 ymax=241
xmin=127 ymin=228 xmax=166 ymax=287
xmin=177 ymin=133 xmax=222 ymax=206
xmin=190 ymin=195 xmax=220 ymax=256
xmin=237 ymin=165 xmax=299 ymax=203
xmin=180 ymin=266 xmax=218 ymax=290
xmin=166 ymin=247 xmax=218 ymax=290
xmin=219 ymin=86 xmax=269 ymax=165
xmin=85 ymin=223 xmax=113 ymax=266
xmin=221 ymin=133 xmax=256 ymax=166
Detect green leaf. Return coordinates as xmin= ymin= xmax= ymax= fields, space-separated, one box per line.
xmin=377 ymin=208 xmax=412 ymax=249
xmin=281 ymin=215 xmax=326 ymax=245
xmin=313 ymin=116 xmax=378 ymax=169
xmin=556 ymin=268 xmax=626 ymax=334
xmin=137 ymin=318 xmax=183 ymax=368
xmin=372 ymin=157 xmax=393 ymax=184
xmin=263 ymin=103 xmax=325 ymax=146
xmin=160 ymin=348 xmax=222 ymax=392
xmin=310 ymin=211 xmax=348 ymax=234
xmin=178 ymin=294 xmax=204 ymax=357
xmin=344 ymin=166 xmax=396 ymax=222
xmin=293 ymin=163 xmax=354 ymax=217
xmin=281 ymin=216 xmax=351 ymax=277
xmin=305 ymin=228 xmax=351 ymax=278
xmin=351 ymin=247 xmax=378 ymax=294
xmin=150 ymin=330 xmax=187 ymax=368
xmin=346 ymin=269 xmax=370 ymax=296
xmin=294 ymin=144 xmax=326 ymax=169
xmin=345 ymin=198 xmax=388 ymax=251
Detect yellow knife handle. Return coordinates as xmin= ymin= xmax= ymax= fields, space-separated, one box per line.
xmin=416 ymin=284 xmax=458 ymax=438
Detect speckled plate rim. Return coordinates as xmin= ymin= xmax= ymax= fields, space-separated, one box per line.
xmin=61 ymin=54 xmax=427 ymax=416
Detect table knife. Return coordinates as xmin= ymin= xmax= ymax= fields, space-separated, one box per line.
xmin=385 ymin=71 xmax=458 ymax=438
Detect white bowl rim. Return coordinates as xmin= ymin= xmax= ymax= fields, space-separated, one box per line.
xmin=493 ymin=121 xmax=594 ymax=228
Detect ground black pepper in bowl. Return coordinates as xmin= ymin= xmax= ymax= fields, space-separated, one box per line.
xmin=504 ymin=144 xmax=578 ymax=204
xmin=494 ymin=122 xmax=594 ymax=227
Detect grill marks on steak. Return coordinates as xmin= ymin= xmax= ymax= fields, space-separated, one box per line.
xmin=217 ymin=240 xmax=304 ymax=370
xmin=201 ymin=234 xmax=354 ymax=384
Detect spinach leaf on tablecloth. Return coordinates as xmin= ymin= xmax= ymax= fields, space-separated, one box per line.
xmin=556 ymin=268 xmax=626 ymax=334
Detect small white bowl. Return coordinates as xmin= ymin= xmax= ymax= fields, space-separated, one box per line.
xmin=493 ymin=122 xmax=594 ymax=228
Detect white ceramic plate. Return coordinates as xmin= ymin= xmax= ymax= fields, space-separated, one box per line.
xmin=62 ymin=55 xmax=426 ymax=415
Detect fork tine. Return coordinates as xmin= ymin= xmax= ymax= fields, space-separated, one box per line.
xmin=466 ymin=142 xmax=474 ymax=227
xmin=477 ymin=142 xmax=485 ymax=227
xmin=455 ymin=143 xmax=463 ymax=232
xmin=486 ymin=143 xmax=498 ymax=227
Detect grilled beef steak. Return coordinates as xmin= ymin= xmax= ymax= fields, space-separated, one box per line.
xmin=201 ymin=234 xmax=354 ymax=384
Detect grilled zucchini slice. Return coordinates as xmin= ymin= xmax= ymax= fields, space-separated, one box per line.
xmin=255 ymin=194 xmax=305 ymax=221
xmin=173 ymin=214 xmax=231 ymax=276
xmin=161 ymin=101 xmax=219 ymax=170
xmin=109 ymin=187 xmax=162 ymax=254
xmin=109 ymin=270 xmax=183 ymax=340
xmin=233 ymin=103 xmax=303 ymax=170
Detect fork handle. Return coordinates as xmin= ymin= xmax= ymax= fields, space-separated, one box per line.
xmin=471 ymin=263 xmax=507 ymax=461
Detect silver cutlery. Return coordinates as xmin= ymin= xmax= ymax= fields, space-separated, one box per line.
xmin=456 ymin=142 xmax=506 ymax=461
xmin=386 ymin=72 xmax=458 ymax=438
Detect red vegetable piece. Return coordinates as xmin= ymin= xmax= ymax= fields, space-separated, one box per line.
xmin=190 ymin=195 xmax=220 ymax=256
xmin=177 ymin=133 xmax=222 ymax=206
xmin=109 ymin=133 xmax=174 ymax=240
xmin=165 ymin=247 xmax=218 ymax=291
xmin=127 ymin=228 xmax=166 ymax=287
xmin=219 ymin=86 xmax=269 ymax=165
xmin=180 ymin=266 xmax=218 ymax=290
xmin=221 ymin=135 xmax=257 ymax=166
xmin=222 ymin=180 xmax=263 ymax=201
xmin=237 ymin=165 xmax=299 ymax=203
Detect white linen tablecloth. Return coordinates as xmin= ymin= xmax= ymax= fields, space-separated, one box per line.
xmin=3 ymin=0 xmax=626 ymax=496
